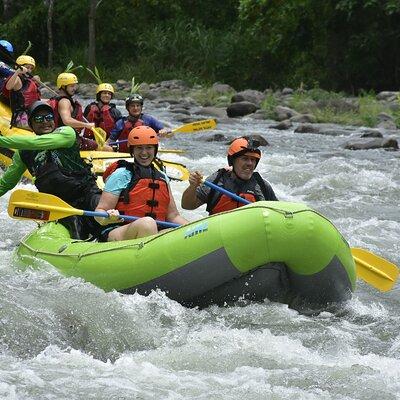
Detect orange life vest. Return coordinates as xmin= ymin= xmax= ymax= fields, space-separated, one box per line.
xmin=103 ymin=160 xmax=170 ymax=222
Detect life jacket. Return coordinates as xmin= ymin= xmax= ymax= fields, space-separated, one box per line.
xmin=19 ymin=144 xmax=97 ymax=205
xmin=117 ymin=117 xmax=144 ymax=152
xmin=206 ymin=169 xmax=270 ymax=215
xmin=4 ymin=75 xmax=41 ymax=127
xmin=103 ymin=160 xmax=170 ymax=222
xmin=48 ymin=95 xmax=83 ymax=133
xmin=85 ymin=101 xmax=117 ymax=137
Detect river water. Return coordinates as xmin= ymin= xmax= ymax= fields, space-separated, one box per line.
xmin=0 ymin=101 xmax=399 ymax=399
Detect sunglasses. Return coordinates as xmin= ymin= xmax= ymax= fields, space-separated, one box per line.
xmin=32 ymin=113 xmax=54 ymax=123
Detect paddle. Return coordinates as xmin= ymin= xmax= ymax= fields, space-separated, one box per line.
xmin=201 ymin=179 xmax=399 ymax=291
xmin=351 ymin=248 xmax=398 ymax=292
xmin=8 ymin=189 xmax=179 ymax=228
xmin=108 ymin=118 xmax=217 ymax=146
xmin=80 ymin=151 xmax=190 ymax=181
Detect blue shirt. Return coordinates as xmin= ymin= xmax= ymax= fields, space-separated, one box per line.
xmin=104 ymin=166 xmax=170 ymax=196
xmin=109 ymin=114 xmax=165 ymax=141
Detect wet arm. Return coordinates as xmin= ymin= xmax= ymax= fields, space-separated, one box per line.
xmin=0 ymin=126 xmax=76 ymax=150
xmin=58 ymin=98 xmax=93 ymax=130
xmin=0 ymin=152 xmax=26 ymax=196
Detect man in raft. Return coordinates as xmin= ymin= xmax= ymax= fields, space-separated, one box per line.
xmin=105 ymin=93 xmax=171 ymax=153
xmin=83 ymin=82 xmax=122 ymax=139
xmin=49 ymin=72 xmax=112 ymax=151
xmin=95 ymin=125 xmax=188 ymax=240
xmin=181 ymin=137 xmax=278 ymax=214
xmin=0 ymin=100 xmax=102 ymax=239
xmin=3 ymin=55 xmax=41 ymax=129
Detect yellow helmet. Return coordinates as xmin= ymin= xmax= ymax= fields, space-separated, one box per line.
xmin=96 ymin=83 xmax=114 ymax=94
xmin=16 ymin=55 xmax=36 ymax=68
xmin=56 ymin=72 xmax=78 ymax=89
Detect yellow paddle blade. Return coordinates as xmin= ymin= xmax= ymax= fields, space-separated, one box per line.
xmin=80 ymin=151 xmax=190 ymax=181
xmin=351 ymin=247 xmax=399 ymax=292
xmin=8 ymin=189 xmax=83 ymax=222
xmin=91 ymin=127 xmax=106 ymax=147
xmin=172 ymin=119 xmax=217 ymax=134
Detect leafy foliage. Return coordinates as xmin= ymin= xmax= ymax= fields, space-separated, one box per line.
xmin=0 ymin=0 xmax=399 ymax=91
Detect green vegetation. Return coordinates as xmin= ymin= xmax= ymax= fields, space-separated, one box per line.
xmin=260 ymin=89 xmax=400 ymax=127
xmin=1 ymin=0 xmax=400 ymax=93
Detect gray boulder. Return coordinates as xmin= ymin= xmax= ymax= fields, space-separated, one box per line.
xmin=294 ymin=124 xmax=321 ymax=134
xmin=231 ymin=89 xmax=265 ymax=106
xmin=212 ymin=83 xmax=235 ymax=94
xmin=227 ymin=101 xmax=258 ymax=117
xmin=270 ymin=120 xmax=293 ymax=130
xmin=344 ymin=137 xmax=399 ymax=150
xmin=275 ymin=106 xmax=299 ymax=121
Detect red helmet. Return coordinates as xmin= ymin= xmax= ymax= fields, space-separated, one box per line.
xmin=128 ymin=126 xmax=159 ymax=156
xmin=227 ymin=137 xmax=261 ymax=166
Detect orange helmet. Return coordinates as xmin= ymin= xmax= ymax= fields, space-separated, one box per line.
xmin=128 ymin=126 xmax=159 ymax=156
xmin=227 ymin=137 xmax=261 ymax=166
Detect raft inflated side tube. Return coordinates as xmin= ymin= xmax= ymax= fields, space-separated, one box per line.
xmin=15 ymin=201 xmax=356 ymax=310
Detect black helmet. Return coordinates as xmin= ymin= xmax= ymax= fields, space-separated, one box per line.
xmin=125 ymin=93 xmax=144 ymax=109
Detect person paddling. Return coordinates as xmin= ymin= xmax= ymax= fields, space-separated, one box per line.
xmin=50 ymin=72 xmax=111 ymax=151
xmin=0 ymin=101 xmax=102 ymax=239
xmin=2 ymin=55 xmax=41 ymax=129
xmin=181 ymin=137 xmax=278 ymax=214
xmin=95 ymin=126 xmax=188 ymax=240
xmin=83 ymin=83 xmax=122 ymax=139
xmin=106 ymin=94 xmax=171 ymax=153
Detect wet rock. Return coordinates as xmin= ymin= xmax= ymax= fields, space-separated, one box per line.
xmin=158 ymin=79 xmax=190 ymax=90
xmin=270 ymin=120 xmax=293 ymax=130
xmin=275 ymin=106 xmax=299 ymax=121
xmin=231 ymin=89 xmax=265 ymax=106
xmin=318 ymin=127 xmax=351 ymax=136
xmin=116 ymin=79 xmax=130 ymax=90
xmin=294 ymin=124 xmax=321 ymax=134
xmin=377 ymin=113 xmax=397 ymax=130
xmin=169 ymin=108 xmax=191 ymax=115
xmin=282 ymin=87 xmax=294 ymax=95
xmin=290 ymin=113 xmax=317 ymax=123
xmin=315 ymin=98 xmax=359 ymax=113
xmin=194 ymin=107 xmax=227 ymax=119
xmin=77 ymin=83 xmax=96 ymax=98
xmin=376 ymin=91 xmax=399 ymax=101
xmin=250 ymin=134 xmax=269 ymax=146
xmin=212 ymin=82 xmax=235 ymax=94
xmin=343 ymin=137 xmax=399 ymax=150
xmin=204 ymin=133 xmax=229 ymax=142
xmin=226 ymin=101 xmax=258 ymax=117
xmin=360 ymin=129 xmax=383 ymax=138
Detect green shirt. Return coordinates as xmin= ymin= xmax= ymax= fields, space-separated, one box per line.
xmin=0 ymin=126 xmax=76 ymax=196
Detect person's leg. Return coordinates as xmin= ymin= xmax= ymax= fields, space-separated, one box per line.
xmin=107 ymin=217 xmax=158 ymax=241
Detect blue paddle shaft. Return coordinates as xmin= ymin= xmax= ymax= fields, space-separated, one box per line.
xmin=82 ymin=210 xmax=180 ymax=228
xmin=203 ymin=180 xmax=251 ymax=205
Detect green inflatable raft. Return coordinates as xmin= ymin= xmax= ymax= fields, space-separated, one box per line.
xmin=15 ymin=201 xmax=356 ymax=312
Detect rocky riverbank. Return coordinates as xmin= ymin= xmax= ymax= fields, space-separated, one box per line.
xmin=40 ymin=79 xmax=399 ymax=151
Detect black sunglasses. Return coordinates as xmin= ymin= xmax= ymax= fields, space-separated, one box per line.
xmin=32 ymin=113 xmax=54 ymax=123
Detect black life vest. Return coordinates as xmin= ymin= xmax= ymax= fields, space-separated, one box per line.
xmin=206 ymin=169 xmax=272 ymax=215
xmin=19 ymin=145 xmax=96 ymax=205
